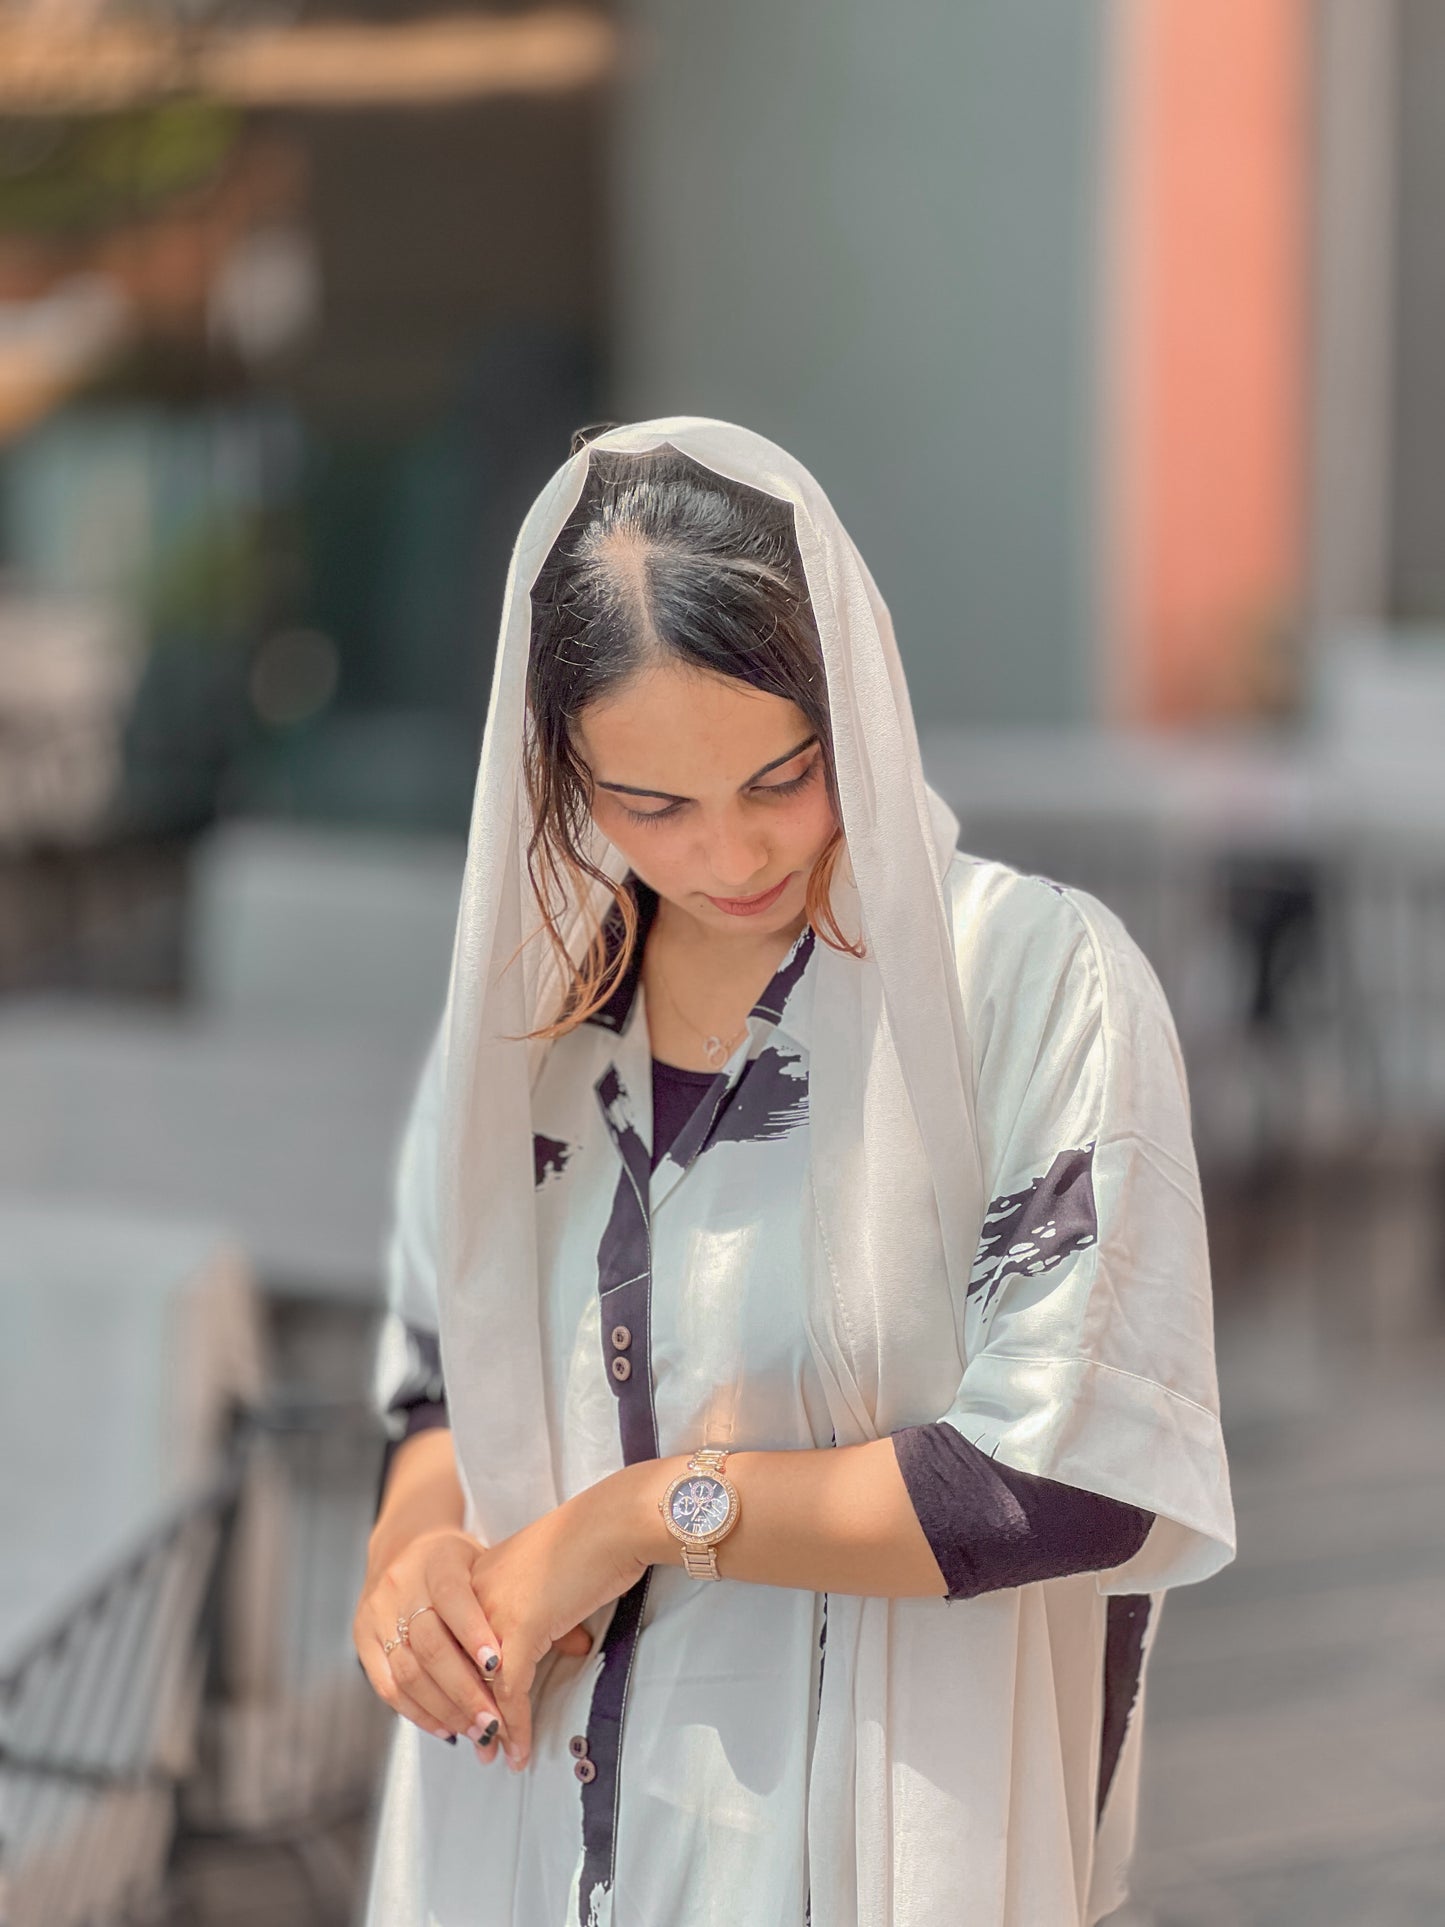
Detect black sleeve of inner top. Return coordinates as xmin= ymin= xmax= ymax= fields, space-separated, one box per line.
xmin=890 ymin=1421 xmax=1156 ymax=1601
xmin=374 ymin=1394 xmax=1157 ymax=1599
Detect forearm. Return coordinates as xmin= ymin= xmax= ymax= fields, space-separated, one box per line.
xmin=367 ymin=1426 xmax=466 ymax=1582
xmin=605 ymin=1438 xmax=950 ymax=1599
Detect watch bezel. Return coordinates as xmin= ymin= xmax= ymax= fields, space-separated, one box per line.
xmin=658 ymin=1468 xmax=741 ymax=1548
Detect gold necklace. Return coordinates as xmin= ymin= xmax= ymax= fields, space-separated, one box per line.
xmin=649 ymin=963 xmax=752 ymax=1070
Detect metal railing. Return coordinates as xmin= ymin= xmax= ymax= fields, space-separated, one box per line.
xmin=0 ymin=1468 xmax=241 ymax=1927
xmin=1 ymin=1392 xmax=394 ymax=1926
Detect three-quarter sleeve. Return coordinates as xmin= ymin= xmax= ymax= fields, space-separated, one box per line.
xmin=931 ymin=869 xmax=1235 ymax=1594
xmin=373 ymin=1017 xmax=454 ymax=1514
xmin=891 ymin=1420 xmax=1154 ymax=1600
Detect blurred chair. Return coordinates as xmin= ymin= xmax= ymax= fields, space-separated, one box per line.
xmin=186 ymin=816 xmax=464 ymax=1051
xmin=1306 ymin=635 xmax=1445 ymax=1331
xmin=0 ymin=1471 xmax=241 ymax=1927
xmin=0 ymin=1398 xmax=393 ymax=1927
xmin=1317 ymin=824 xmax=1445 ymax=1342
xmin=1320 ymin=822 xmax=1445 ymax=1137
xmin=178 ymin=1394 xmax=393 ymax=1921
xmin=1310 ymin=633 xmax=1445 ymax=1134
xmin=0 ymin=1203 xmax=267 ymax=1921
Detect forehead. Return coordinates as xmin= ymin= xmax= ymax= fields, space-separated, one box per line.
xmin=576 ymin=665 xmax=812 ymax=783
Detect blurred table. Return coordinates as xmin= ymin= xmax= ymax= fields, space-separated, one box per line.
xmin=0 ymin=998 xmax=426 ymax=1302
xmin=0 ymin=1196 xmax=264 ymax=1673
xmin=921 ymin=723 xmax=1445 ymax=857
xmin=922 ymin=725 xmax=1445 ymax=1155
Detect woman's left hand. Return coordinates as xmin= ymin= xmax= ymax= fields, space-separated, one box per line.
xmin=467 ymin=1474 xmax=648 ymax=1771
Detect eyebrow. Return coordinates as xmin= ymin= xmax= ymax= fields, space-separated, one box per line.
xmin=594 ymin=734 xmax=819 ymax=802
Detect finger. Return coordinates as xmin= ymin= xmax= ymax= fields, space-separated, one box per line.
xmin=486 ymin=1653 xmax=536 ymax=1771
xmin=387 ymin=1637 xmax=477 ymax=1739
xmin=460 ymin=1561 xmax=534 ymax=1768
xmin=424 ymin=1573 xmax=513 ymax=1735
xmin=405 ymin=1608 xmax=509 ymax=1746
xmin=355 ymin=1637 xmax=457 ymax=1743
xmin=427 ymin=1563 xmax=509 ymax=1694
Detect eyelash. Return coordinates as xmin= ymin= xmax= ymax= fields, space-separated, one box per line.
xmin=618 ymin=756 xmax=821 ymax=827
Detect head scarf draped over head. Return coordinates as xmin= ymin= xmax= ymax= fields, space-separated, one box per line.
xmin=381 ymin=416 xmax=1235 ymax=1927
xmin=431 ymin=417 xmax=987 ymax=1528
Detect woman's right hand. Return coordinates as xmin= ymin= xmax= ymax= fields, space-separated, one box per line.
xmin=353 ymin=1526 xmax=591 ymax=1765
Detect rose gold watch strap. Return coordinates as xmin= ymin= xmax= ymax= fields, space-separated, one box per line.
xmin=679 ymin=1448 xmax=730 ymax=1578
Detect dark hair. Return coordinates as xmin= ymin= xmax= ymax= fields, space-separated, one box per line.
xmin=523 ymin=440 xmax=861 ymax=1037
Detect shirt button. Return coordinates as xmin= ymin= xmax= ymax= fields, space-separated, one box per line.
xmin=568 ymin=1735 xmax=589 ymax=1759
xmin=574 ymin=1757 xmax=597 ymax=1783
xmin=610 ymin=1355 xmax=632 ymax=1382
xmin=609 ymin=1324 xmax=631 ymax=1351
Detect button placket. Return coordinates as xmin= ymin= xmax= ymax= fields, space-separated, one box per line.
xmin=568 ymin=917 xmax=816 ymax=1925
xmin=579 ymin=1042 xmax=660 ymax=1919
xmin=568 ymin=905 xmax=816 ymax=1923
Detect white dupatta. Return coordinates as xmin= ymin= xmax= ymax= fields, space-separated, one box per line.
xmin=385 ymin=416 xmax=1236 ymax=1925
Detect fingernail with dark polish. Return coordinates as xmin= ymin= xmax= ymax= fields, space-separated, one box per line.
xmin=479 ymin=1646 xmax=501 ymax=1676
xmin=444 ymin=1734 xmax=458 ymax=1745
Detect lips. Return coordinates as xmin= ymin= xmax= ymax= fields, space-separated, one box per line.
xmin=704 ymin=875 xmax=792 ymax=916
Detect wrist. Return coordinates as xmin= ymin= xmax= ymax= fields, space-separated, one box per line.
xmin=596 ymin=1454 xmax=692 ymax=1570
xmin=369 ymin=1428 xmax=465 ymax=1582
xmin=365 ymin=1519 xmax=471 ymax=1593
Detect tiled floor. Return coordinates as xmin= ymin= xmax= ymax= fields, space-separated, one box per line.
xmin=1112 ymin=1160 xmax=1445 ymax=1926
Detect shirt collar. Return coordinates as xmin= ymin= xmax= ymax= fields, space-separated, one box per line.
xmin=584 ymin=874 xmax=816 ymax=1054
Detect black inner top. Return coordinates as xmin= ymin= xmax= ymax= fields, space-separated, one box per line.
xmin=649 ymin=1057 xmax=720 ymax=1172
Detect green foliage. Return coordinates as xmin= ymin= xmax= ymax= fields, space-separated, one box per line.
xmin=142 ymin=509 xmax=270 ymax=643
xmin=0 ymin=97 xmax=242 ymax=236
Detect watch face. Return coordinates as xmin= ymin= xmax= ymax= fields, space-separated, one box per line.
xmin=669 ymin=1475 xmax=730 ymax=1538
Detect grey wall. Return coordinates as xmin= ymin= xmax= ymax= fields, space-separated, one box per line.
xmin=1390 ymin=0 xmax=1445 ymax=626
xmin=1306 ymin=0 xmax=1397 ymax=643
xmin=608 ymin=0 xmax=1109 ymax=728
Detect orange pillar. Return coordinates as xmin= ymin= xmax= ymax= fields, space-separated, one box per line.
xmin=1107 ymin=0 xmax=1310 ymax=724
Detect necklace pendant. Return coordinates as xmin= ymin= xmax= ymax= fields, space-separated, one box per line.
xmin=703 ymin=1034 xmax=729 ymax=1069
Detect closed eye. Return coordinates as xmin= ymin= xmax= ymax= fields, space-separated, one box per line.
xmin=617 ymin=753 xmax=822 ymax=827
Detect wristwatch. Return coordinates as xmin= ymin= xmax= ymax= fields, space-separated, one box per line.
xmin=658 ymin=1447 xmax=741 ymax=1579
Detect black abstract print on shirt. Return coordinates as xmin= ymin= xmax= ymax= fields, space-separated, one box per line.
xmin=534 ymin=1132 xmax=573 ymax=1188
xmin=1097 ymin=1593 xmax=1152 ymax=1823
xmin=969 ymin=1143 xmax=1098 ymax=1313
xmin=710 ymin=1045 xmax=808 ymax=1148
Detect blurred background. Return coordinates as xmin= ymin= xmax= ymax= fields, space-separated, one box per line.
xmin=0 ymin=1 xmax=1441 ymax=1921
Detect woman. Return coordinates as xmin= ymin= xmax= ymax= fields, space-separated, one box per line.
xmin=354 ymin=417 xmax=1236 ymax=1926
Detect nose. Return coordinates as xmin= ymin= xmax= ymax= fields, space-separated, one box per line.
xmin=705 ymin=817 xmax=769 ymax=893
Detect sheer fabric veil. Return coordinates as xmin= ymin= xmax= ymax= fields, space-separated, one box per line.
xmin=377 ymin=416 xmax=1235 ymax=1926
